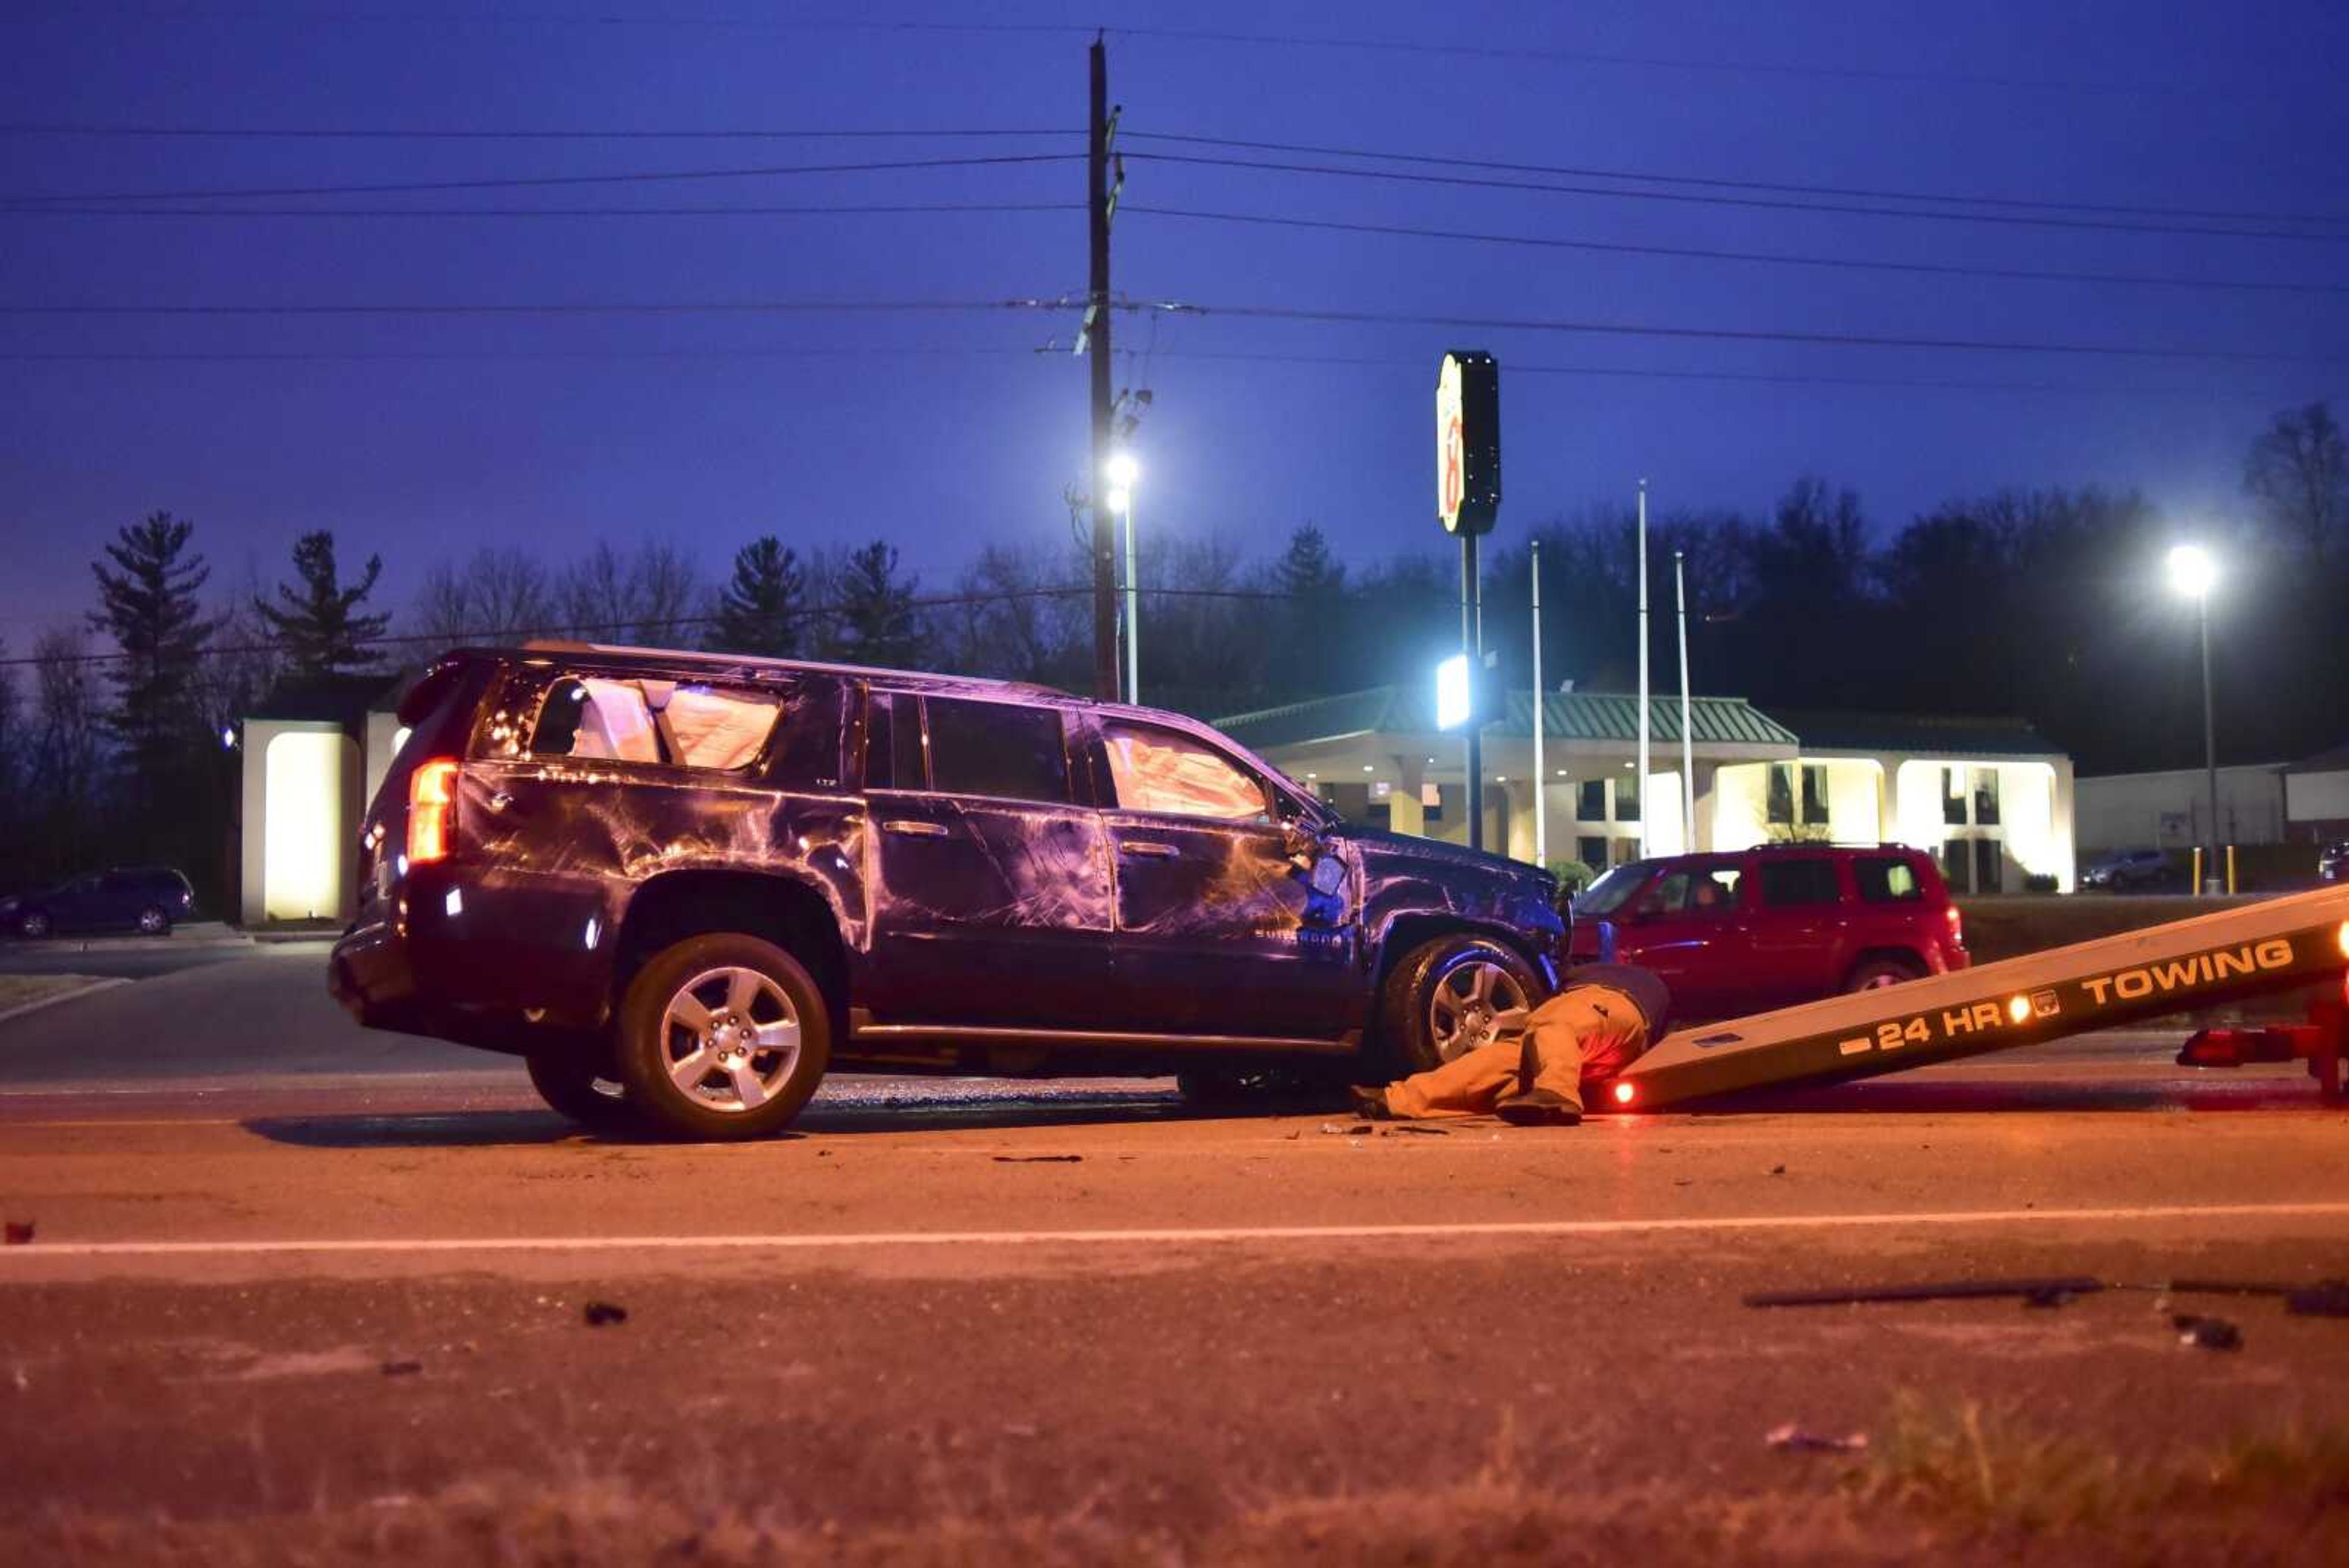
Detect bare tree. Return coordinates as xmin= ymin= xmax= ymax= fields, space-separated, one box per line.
xmin=557 ymin=540 xmax=702 ymax=646
xmin=29 ymin=630 xmax=108 ymax=875
xmin=2245 ymin=401 xmax=2348 ymax=559
xmin=408 ymin=547 xmax=558 ymax=647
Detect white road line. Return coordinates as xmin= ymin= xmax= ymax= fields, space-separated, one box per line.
xmin=7 ymin=1202 xmax=2348 ymax=1258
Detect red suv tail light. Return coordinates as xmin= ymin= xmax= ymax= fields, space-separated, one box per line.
xmin=1944 ymin=903 xmax=1965 ymax=948
xmin=408 ymin=759 xmax=460 ymax=864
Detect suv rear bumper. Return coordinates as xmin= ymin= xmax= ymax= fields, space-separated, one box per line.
xmin=329 ymin=917 xmax=416 ymax=1020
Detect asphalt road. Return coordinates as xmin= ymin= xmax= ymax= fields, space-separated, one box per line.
xmin=2 ymin=951 xmax=2346 ymax=1563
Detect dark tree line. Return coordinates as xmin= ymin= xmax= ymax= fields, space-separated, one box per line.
xmin=6 ymin=402 xmax=2342 ymax=910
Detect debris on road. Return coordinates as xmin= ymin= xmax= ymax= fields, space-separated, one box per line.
xmin=1746 ymin=1276 xmax=2107 ymax=1309
xmin=4 ymin=1219 xmax=32 ymax=1246
xmin=1384 ymin=1124 xmax=1449 ymax=1137
xmin=1768 ymin=1164 xmax=1786 ymax=1175
xmin=1319 ymin=1122 xmax=1373 ymax=1137
xmin=1764 ymin=1423 xmax=1868 ymax=1453
xmin=2175 ymin=1314 xmax=2243 ymax=1351
xmin=992 ymin=1154 xmax=1083 ymax=1164
xmin=379 ymin=1359 xmax=423 ymax=1377
xmin=2022 ymin=1285 xmax=2080 ymax=1309
xmin=582 ymin=1302 xmax=629 ymax=1328
xmin=2287 ymin=1280 xmax=2349 ymax=1318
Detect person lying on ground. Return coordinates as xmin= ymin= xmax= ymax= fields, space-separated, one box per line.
xmin=1352 ymin=962 xmax=1670 ymax=1127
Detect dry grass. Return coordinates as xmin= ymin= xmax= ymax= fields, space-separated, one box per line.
xmin=13 ymin=1406 xmax=2347 ymax=1568
xmin=0 ymin=973 xmax=106 ymax=1015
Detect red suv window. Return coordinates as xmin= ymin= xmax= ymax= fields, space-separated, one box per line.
xmin=1754 ymin=858 xmax=1839 ymax=907
xmin=1852 ymin=856 xmax=1924 ymax=903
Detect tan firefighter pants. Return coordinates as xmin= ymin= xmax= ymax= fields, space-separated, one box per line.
xmin=1381 ymin=984 xmax=1650 ymax=1118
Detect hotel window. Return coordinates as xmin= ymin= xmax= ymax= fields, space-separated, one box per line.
xmin=1576 ymin=780 xmax=1607 ymax=822
xmin=1615 ymin=773 xmax=1640 ymax=823
xmin=1767 ymin=764 xmax=1794 ymax=826
xmin=1577 ymin=835 xmax=1608 ymax=869
xmin=1972 ymin=767 xmax=2001 ymax=827
xmin=1800 ymin=764 xmax=1830 ymax=827
xmin=1943 ymin=767 xmax=1968 ymax=826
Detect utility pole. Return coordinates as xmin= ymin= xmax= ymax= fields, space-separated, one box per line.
xmin=1675 ymin=550 xmax=1695 ymax=850
xmin=1085 ymin=34 xmax=1119 ymax=701
xmin=1636 ymin=478 xmax=1651 ymax=858
xmin=1531 ymin=540 xmax=1545 ymax=868
xmin=1463 ymin=538 xmax=1485 ymax=852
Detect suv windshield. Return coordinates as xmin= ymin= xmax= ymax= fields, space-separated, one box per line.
xmin=1574 ymin=862 xmax=1653 ymax=916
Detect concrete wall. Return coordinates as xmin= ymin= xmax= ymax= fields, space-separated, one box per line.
xmin=2285 ymin=769 xmax=2349 ymax=836
xmin=2074 ymin=764 xmax=2287 ymax=852
xmin=240 ymin=720 xmax=362 ymax=926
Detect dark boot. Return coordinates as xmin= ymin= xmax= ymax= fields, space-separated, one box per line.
xmin=1496 ymin=1089 xmax=1582 ymax=1127
xmin=1348 ymin=1085 xmax=1394 ymax=1121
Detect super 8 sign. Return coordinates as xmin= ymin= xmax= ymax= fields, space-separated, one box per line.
xmin=1436 ymin=350 xmax=1500 ymax=536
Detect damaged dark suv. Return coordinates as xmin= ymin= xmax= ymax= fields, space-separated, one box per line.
xmin=331 ymin=645 xmax=1567 ymax=1139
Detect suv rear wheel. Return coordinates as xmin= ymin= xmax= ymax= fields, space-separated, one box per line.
xmin=1844 ymin=956 xmax=1923 ymax=993
xmin=135 ymin=905 xmax=171 ymax=936
xmin=614 ymin=933 xmax=831 ymax=1140
xmin=18 ymin=911 xmax=50 ymax=940
xmin=1377 ymin=934 xmax=1544 ymax=1078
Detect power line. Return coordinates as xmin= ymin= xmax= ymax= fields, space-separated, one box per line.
xmin=0 ymin=122 xmax=1077 ymax=141
xmin=1123 ymin=131 xmax=2349 ymax=230
xmin=7 ymin=10 xmax=2253 ymax=98
xmin=2 ymin=340 xmax=2326 ymax=406
xmin=11 ymin=292 xmax=2336 ymax=366
xmin=0 ymin=297 xmax=1033 ymax=317
xmin=1126 ymin=204 xmax=2349 ymax=299
xmin=0 ymin=152 xmax=1080 ymax=208
xmin=1124 ymin=152 xmax=2349 ymax=245
xmin=1179 ymin=300 xmax=2349 ymax=366
xmin=6 ymin=200 xmax=1080 ymax=219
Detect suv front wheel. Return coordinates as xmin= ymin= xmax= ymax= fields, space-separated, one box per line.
xmin=614 ymin=933 xmax=831 ymax=1140
xmin=1376 ymin=934 xmax=1545 ymax=1078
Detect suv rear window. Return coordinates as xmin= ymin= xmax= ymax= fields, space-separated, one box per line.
xmin=529 ymin=676 xmax=779 ymax=771
xmin=1852 ymin=856 xmax=1923 ymax=903
xmin=1756 ymin=858 xmax=1841 ymax=907
xmin=923 ymin=697 xmax=1069 ymax=803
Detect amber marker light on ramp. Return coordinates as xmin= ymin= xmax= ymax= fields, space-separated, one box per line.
xmin=2007 ymin=994 xmax=2032 ymax=1025
xmin=408 ymin=759 xmax=459 ymax=865
xmin=2336 ymin=920 xmax=2349 ymax=960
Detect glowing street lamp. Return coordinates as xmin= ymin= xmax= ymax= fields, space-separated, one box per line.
xmin=1105 ymin=451 xmax=1141 ymax=702
xmin=2168 ymin=544 xmax=2221 ymax=891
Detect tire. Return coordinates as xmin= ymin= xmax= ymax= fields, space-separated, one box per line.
xmin=135 ymin=906 xmax=171 ymax=937
xmin=18 ymin=911 xmax=50 ymax=940
xmin=612 ymin=932 xmax=831 ymax=1141
xmin=1375 ymin=934 xmax=1545 ymax=1079
xmin=1844 ymin=957 xmax=1923 ymax=994
xmin=525 ymin=1049 xmax=639 ymax=1133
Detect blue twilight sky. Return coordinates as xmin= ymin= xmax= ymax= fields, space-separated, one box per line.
xmin=2 ymin=2 xmax=2346 ymax=648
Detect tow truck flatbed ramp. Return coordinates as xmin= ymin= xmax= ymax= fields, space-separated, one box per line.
xmin=1613 ymin=885 xmax=2349 ymax=1109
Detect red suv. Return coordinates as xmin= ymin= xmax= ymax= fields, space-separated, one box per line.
xmin=1566 ymin=845 xmax=1967 ymax=1020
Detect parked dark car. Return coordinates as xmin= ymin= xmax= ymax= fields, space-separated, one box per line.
xmin=330 ymin=646 xmax=1568 ymax=1139
xmin=2080 ymin=847 xmax=2176 ymax=891
xmin=1565 ymin=844 xmax=1966 ymax=1020
xmin=2320 ymin=842 xmax=2349 ymax=884
xmin=1 ymin=866 xmax=195 ymax=939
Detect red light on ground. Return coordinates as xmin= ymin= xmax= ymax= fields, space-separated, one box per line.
xmin=1611 ymin=1081 xmax=1636 ymax=1105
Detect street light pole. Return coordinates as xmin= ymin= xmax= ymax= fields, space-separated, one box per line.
xmin=2167 ymin=543 xmax=2221 ymax=894
xmin=1121 ymin=490 xmax=1139 ymax=704
xmin=2199 ymin=589 xmax=2219 ymax=893
xmin=1636 ymin=478 xmax=1650 ymax=858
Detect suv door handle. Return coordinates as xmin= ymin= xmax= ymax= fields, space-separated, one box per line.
xmin=881 ymin=819 xmax=949 ymax=838
xmin=1118 ymin=840 xmax=1179 ymax=859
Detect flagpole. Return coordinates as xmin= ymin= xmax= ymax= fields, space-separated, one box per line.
xmin=1531 ymin=540 xmax=1546 ymax=869
xmin=1636 ymin=478 xmax=1650 ymax=858
xmin=1675 ymin=549 xmax=1695 ymax=852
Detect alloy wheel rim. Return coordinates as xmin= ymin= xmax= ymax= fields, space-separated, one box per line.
xmin=659 ymin=966 xmax=802 ymax=1113
xmin=139 ymin=910 xmax=164 ymax=933
xmin=1428 ymin=959 xmax=1531 ymax=1062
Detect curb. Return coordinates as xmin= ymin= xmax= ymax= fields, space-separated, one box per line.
xmin=0 ymin=977 xmax=131 ymax=1030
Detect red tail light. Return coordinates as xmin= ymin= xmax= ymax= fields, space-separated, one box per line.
xmin=1944 ymin=904 xmax=1965 ymax=948
xmin=408 ymin=759 xmax=459 ymax=864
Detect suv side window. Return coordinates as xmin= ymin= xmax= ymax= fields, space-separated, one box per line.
xmin=1646 ymin=864 xmax=1742 ymax=916
xmin=1852 ymin=856 xmax=1923 ymax=903
xmin=1756 ymin=858 xmax=1841 ymax=908
xmin=923 ymin=696 xmax=1069 ymax=804
xmin=864 ymin=691 xmax=929 ymax=791
xmin=1101 ymin=722 xmax=1267 ymax=820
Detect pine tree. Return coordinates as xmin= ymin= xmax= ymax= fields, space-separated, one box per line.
xmin=825 ymin=540 xmax=926 ymax=668
xmin=253 ymin=530 xmax=389 ymax=677
xmin=708 ymin=536 xmax=806 ymax=657
xmin=88 ymin=511 xmax=213 ymax=819
xmin=1275 ymin=523 xmax=1347 ymax=601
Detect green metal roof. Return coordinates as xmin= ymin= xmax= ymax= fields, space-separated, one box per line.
xmin=1761 ymin=708 xmax=2059 ymax=758
xmin=1214 ymin=686 xmax=1799 ymax=752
